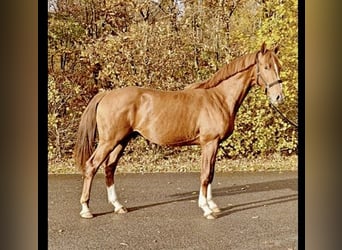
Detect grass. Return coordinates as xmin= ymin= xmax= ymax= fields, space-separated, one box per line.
xmin=48 ymin=152 xmax=298 ymax=174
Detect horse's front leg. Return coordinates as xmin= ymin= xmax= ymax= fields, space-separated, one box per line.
xmin=199 ymin=140 xmax=220 ymax=219
xmin=207 ymin=183 xmax=221 ymax=213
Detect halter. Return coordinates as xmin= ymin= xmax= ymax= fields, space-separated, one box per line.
xmin=255 ymin=57 xmax=297 ymax=128
xmin=256 ymin=59 xmax=283 ymax=93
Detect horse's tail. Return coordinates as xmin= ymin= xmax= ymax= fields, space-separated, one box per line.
xmin=74 ymin=91 xmax=107 ymax=175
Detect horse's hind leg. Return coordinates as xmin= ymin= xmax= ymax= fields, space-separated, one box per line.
xmin=104 ymin=143 xmax=128 ymax=214
xmin=79 ymin=141 xmax=114 ymax=218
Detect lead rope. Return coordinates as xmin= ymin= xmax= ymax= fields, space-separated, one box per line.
xmin=270 ymin=103 xmax=298 ymax=129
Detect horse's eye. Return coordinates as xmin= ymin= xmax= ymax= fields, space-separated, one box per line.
xmin=264 ymin=66 xmax=269 ymax=70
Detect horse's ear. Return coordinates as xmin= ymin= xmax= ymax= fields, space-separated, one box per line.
xmin=260 ymin=42 xmax=267 ymax=54
xmin=274 ymin=44 xmax=280 ymax=54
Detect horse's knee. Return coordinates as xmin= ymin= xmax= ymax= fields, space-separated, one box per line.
xmin=83 ymin=164 xmax=97 ymax=179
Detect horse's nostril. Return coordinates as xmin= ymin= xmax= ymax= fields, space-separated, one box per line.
xmin=275 ymin=94 xmax=284 ymax=103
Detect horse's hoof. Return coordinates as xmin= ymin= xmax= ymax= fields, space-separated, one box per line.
xmin=80 ymin=210 xmax=94 ymax=219
xmin=211 ymin=207 xmax=221 ymax=213
xmin=115 ymin=207 xmax=128 ymax=214
xmin=205 ymin=214 xmax=217 ymax=220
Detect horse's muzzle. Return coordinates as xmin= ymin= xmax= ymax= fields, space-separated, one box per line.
xmin=270 ymin=94 xmax=284 ymax=105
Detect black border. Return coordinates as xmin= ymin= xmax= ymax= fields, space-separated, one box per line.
xmin=42 ymin=1 xmax=304 ymax=249
xmin=39 ymin=0 xmax=48 ymax=249
xmin=298 ymin=0 xmax=305 ymax=249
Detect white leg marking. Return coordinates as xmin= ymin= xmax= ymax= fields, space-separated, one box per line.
xmin=207 ymin=184 xmax=220 ymax=213
xmin=80 ymin=203 xmax=93 ymax=218
xmin=198 ymin=187 xmax=213 ymax=217
xmin=107 ymin=185 xmax=124 ymax=212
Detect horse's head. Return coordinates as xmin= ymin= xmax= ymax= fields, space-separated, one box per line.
xmin=256 ymin=42 xmax=284 ymax=105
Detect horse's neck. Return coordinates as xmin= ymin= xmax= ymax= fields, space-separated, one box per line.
xmin=214 ymin=67 xmax=255 ymax=115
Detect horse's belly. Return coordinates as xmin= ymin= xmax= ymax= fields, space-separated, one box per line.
xmin=135 ymin=116 xmax=199 ymax=146
xmin=131 ymin=89 xmax=204 ymax=145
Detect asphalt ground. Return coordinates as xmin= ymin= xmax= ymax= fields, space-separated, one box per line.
xmin=48 ymin=172 xmax=298 ymax=249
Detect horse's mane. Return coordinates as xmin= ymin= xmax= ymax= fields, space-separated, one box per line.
xmin=186 ymin=51 xmax=259 ymax=89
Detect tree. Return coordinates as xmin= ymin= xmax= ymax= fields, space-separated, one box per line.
xmin=48 ymin=0 xmax=298 ymax=164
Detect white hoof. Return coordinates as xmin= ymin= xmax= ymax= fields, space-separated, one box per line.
xmin=115 ymin=206 xmax=128 ymax=214
xmin=208 ymin=199 xmax=220 ymax=213
xmin=205 ymin=214 xmax=217 ymax=220
xmin=80 ymin=210 xmax=93 ymax=219
xmin=211 ymin=207 xmax=221 ymax=213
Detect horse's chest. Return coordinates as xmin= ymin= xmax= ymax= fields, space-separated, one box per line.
xmin=200 ymin=111 xmax=234 ymax=139
xmin=221 ymin=122 xmax=234 ymax=140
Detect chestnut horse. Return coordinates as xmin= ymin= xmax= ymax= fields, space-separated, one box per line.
xmin=74 ymin=43 xmax=283 ymax=219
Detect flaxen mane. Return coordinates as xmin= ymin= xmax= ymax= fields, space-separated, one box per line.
xmin=186 ymin=51 xmax=259 ymax=89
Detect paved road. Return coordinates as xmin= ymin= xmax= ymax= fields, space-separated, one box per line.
xmin=48 ymin=172 xmax=298 ymax=249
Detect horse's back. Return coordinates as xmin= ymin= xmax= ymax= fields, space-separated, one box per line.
xmin=95 ymin=86 xmax=200 ymax=144
xmin=95 ymin=86 xmax=230 ymax=145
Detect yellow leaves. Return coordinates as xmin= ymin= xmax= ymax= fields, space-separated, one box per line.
xmin=48 ymin=0 xmax=298 ymax=162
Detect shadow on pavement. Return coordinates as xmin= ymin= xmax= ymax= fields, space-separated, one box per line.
xmin=92 ymin=178 xmax=299 ymax=218
xmin=170 ymin=178 xmax=298 ymax=198
xmin=216 ymin=193 xmax=298 ymax=218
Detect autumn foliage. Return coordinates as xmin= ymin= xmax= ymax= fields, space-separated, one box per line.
xmin=48 ymin=0 xmax=298 ymax=165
